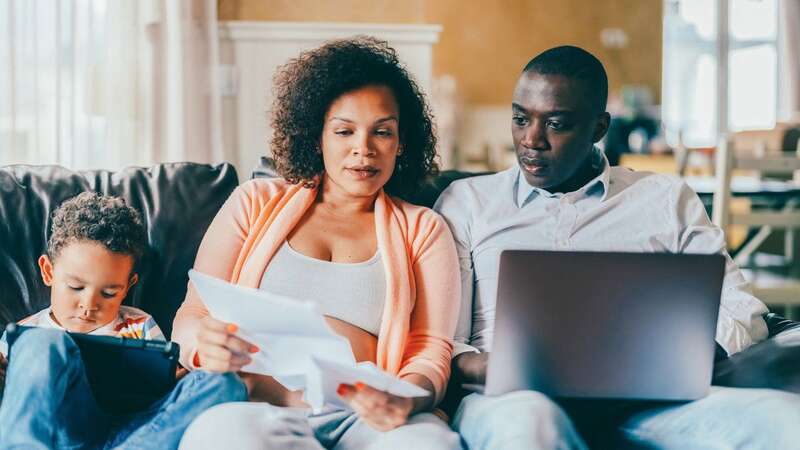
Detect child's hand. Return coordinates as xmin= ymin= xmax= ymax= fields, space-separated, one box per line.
xmin=0 ymin=353 xmax=7 ymax=387
xmin=195 ymin=317 xmax=259 ymax=373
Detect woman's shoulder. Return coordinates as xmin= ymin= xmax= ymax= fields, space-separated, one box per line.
xmin=387 ymin=195 xmax=450 ymax=235
xmin=232 ymin=177 xmax=304 ymax=206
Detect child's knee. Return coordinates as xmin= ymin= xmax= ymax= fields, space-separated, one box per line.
xmin=13 ymin=328 xmax=75 ymax=357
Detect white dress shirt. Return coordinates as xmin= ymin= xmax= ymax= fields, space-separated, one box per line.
xmin=434 ymin=149 xmax=768 ymax=357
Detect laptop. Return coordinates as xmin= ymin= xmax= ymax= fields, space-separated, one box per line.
xmin=484 ymin=250 xmax=725 ymax=401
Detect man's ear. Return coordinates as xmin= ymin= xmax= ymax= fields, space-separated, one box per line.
xmin=592 ymin=112 xmax=611 ymax=143
xmin=38 ymin=255 xmax=54 ymax=286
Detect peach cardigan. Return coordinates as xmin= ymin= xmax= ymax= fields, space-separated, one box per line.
xmin=172 ymin=178 xmax=460 ymax=402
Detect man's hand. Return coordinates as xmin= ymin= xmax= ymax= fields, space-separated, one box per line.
xmin=338 ymin=382 xmax=414 ymax=431
xmin=453 ymin=351 xmax=489 ymax=385
xmin=195 ymin=317 xmax=259 ymax=373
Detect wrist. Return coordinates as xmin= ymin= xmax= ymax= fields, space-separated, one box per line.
xmin=454 ymin=351 xmax=488 ymax=385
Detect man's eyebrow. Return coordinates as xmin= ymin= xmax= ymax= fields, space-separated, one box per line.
xmin=545 ymin=110 xmax=576 ymax=117
xmin=512 ymin=103 xmax=527 ymax=112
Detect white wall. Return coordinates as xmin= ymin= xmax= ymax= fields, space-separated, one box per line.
xmin=218 ymin=21 xmax=441 ymax=175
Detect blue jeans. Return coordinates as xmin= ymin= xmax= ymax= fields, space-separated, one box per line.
xmin=0 ymin=327 xmax=247 ymax=450
xmin=453 ymin=387 xmax=800 ymax=450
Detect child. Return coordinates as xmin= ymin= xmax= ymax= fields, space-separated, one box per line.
xmin=0 ymin=192 xmax=246 ymax=449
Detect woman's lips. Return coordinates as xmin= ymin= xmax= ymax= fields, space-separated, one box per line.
xmin=346 ymin=167 xmax=379 ymax=179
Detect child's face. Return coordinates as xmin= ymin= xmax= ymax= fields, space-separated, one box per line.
xmin=38 ymin=241 xmax=138 ymax=333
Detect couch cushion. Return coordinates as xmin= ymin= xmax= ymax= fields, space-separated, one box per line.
xmin=0 ymin=163 xmax=238 ymax=338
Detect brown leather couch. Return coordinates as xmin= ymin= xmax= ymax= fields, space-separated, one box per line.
xmin=1 ymin=160 xmax=799 ymax=397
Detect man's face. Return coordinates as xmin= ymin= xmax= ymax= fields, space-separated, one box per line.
xmin=38 ymin=241 xmax=138 ymax=333
xmin=511 ymin=72 xmax=609 ymax=191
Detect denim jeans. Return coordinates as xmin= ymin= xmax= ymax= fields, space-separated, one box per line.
xmin=452 ymin=387 xmax=800 ymax=450
xmin=0 ymin=327 xmax=247 ymax=450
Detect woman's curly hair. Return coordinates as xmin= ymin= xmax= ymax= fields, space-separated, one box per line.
xmin=270 ymin=36 xmax=438 ymax=198
xmin=47 ymin=192 xmax=148 ymax=264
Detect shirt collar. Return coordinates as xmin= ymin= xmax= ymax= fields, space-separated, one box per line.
xmin=42 ymin=307 xmax=122 ymax=336
xmin=515 ymin=147 xmax=611 ymax=208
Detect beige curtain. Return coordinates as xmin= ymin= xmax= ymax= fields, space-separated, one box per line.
xmin=780 ymin=0 xmax=800 ymax=122
xmin=0 ymin=0 xmax=224 ymax=169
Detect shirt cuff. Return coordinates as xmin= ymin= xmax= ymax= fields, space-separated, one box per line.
xmin=453 ymin=341 xmax=480 ymax=357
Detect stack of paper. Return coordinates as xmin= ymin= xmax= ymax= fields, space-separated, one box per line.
xmin=188 ymin=270 xmax=428 ymax=412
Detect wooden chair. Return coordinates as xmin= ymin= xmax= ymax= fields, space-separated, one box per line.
xmin=712 ymin=137 xmax=800 ymax=316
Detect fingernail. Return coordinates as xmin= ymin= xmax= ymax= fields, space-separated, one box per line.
xmin=337 ymin=384 xmax=347 ymax=396
xmin=249 ymin=345 xmax=259 ymax=353
xmin=355 ymin=382 xmax=365 ymax=391
xmin=227 ymin=324 xmax=238 ymax=333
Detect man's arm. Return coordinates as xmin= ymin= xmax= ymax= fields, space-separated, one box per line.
xmin=452 ymin=351 xmax=489 ymax=385
xmin=672 ymin=181 xmax=769 ymax=356
xmin=434 ymin=184 xmax=488 ymax=384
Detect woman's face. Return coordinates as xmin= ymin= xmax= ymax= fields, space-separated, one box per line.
xmin=320 ymin=84 xmax=401 ymax=199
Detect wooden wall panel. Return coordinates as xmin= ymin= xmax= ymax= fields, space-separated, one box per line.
xmin=219 ymin=0 xmax=663 ymax=106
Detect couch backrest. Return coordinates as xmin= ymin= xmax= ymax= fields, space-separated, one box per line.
xmin=250 ymin=156 xmax=486 ymax=209
xmin=0 ymin=163 xmax=238 ymax=338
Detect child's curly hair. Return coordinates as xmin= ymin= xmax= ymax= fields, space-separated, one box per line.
xmin=47 ymin=192 xmax=148 ymax=264
xmin=270 ymin=36 xmax=438 ymax=198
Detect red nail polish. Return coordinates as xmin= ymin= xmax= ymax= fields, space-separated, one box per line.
xmin=227 ymin=324 xmax=238 ymax=333
xmin=355 ymin=382 xmax=365 ymax=391
xmin=250 ymin=345 xmax=259 ymax=353
xmin=337 ymin=384 xmax=347 ymax=396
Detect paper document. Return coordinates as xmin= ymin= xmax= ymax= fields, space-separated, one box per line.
xmin=188 ymin=270 xmax=429 ymax=411
xmin=305 ymin=357 xmax=430 ymax=411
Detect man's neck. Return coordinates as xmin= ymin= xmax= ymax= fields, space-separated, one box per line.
xmin=544 ymin=152 xmax=600 ymax=195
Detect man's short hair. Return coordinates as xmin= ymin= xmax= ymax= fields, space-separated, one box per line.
xmin=47 ymin=192 xmax=148 ymax=264
xmin=522 ymin=45 xmax=608 ymax=114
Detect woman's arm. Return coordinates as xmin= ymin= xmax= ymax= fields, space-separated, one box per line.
xmin=172 ymin=183 xmax=255 ymax=369
xmin=397 ymin=211 xmax=462 ymax=405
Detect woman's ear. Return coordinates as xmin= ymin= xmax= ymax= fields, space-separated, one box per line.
xmin=38 ymin=254 xmax=55 ymax=286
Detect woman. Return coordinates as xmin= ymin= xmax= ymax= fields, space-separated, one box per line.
xmin=174 ymin=37 xmax=462 ymax=449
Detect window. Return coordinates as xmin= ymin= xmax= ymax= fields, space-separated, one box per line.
xmin=662 ymin=0 xmax=779 ymax=148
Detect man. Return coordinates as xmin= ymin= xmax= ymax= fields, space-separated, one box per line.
xmin=435 ymin=46 xmax=800 ymax=449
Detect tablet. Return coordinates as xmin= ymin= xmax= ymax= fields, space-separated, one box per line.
xmin=4 ymin=323 xmax=180 ymax=414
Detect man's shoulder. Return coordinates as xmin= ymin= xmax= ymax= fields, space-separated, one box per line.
xmin=437 ymin=168 xmax=516 ymax=207
xmin=608 ymin=166 xmax=687 ymax=196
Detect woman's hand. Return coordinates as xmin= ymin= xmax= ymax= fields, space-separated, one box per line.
xmin=195 ymin=316 xmax=259 ymax=373
xmin=337 ymin=382 xmax=414 ymax=431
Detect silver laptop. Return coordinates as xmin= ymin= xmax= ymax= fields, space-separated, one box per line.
xmin=484 ymin=250 xmax=725 ymax=401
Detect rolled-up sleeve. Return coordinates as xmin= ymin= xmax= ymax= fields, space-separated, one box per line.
xmin=172 ymin=183 xmax=255 ymax=369
xmin=672 ymin=181 xmax=769 ymax=355
xmin=397 ymin=212 xmax=461 ymax=404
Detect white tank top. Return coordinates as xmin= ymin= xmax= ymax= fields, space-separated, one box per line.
xmin=258 ymin=241 xmax=386 ymax=336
